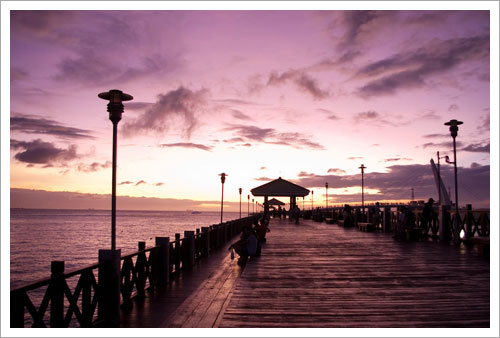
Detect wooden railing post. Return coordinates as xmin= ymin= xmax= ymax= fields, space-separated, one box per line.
xmin=201 ymin=227 xmax=209 ymax=257
xmin=49 ymin=260 xmax=65 ymax=328
xmin=174 ymin=234 xmax=181 ymax=272
xmin=155 ymin=237 xmax=170 ymax=284
xmin=81 ymin=270 xmax=93 ymax=327
xmin=465 ymin=204 xmax=473 ymax=243
xmin=10 ymin=290 xmax=25 ymax=327
xmin=98 ymin=249 xmax=121 ymax=327
xmin=183 ymin=231 xmax=195 ymax=268
xmin=136 ymin=242 xmax=147 ymax=298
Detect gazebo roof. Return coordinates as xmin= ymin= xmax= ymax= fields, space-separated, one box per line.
xmin=268 ymin=198 xmax=285 ymax=206
xmin=251 ymin=177 xmax=310 ymax=197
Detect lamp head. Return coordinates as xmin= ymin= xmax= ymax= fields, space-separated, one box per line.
xmin=219 ymin=172 xmax=227 ymax=184
xmin=239 ymin=188 xmax=242 ymax=194
xmin=325 ymin=182 xmax=328 ymax=188
xmin=98 ymin=89 xmax=133 ymax=124
xmin=444 ymin=119 xmax=463 ymax=138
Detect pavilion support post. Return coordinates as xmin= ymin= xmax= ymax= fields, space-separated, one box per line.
xmin=264 ymin=196 xmax=269 ymax=217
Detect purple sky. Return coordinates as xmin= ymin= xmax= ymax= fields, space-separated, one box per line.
xmin=5 ymin=5 xmax=497 ymax=210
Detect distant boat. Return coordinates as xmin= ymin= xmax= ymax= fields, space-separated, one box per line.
xmin=191 ymin=211 xmax=202 ymax=214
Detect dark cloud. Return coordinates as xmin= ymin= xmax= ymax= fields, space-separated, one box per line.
xmin=11 ymin=139 xmax=79 ymax=165
xmin=423 ymin=133 xmax=449 ymax=139
xmin=77 ymin=161 xmax=111 ymax=173
xmin=119 ymin=181 xmax=134 ymax=185
xmin=124 ymin=102 xmax=154 ymax=111
xmin=461 ymin=143 xmax=489 ymax=153
xmin=230 ymin=109 xmax=252 ymax=121
xmin=155 ymin=182 xmax=164 ymax=187
xmin=11 ymin=114 xmax=94 ymax=139
xmin=357 ymin=35 xmax=489 ymax=97
xmin=267 ymin=69 xmax=329 ymax=99
xmin=135 ymin=180 xmax=146 ymax=186
xmin=339 ymin=11 xmax=390 ymax=47
xmin=298 ymin=171 xmax=315 ymax=178
xmin=123 ymin=86 xmax=208 ymax=139
xmin=328 ymin=168 xmax=347 ymax=174
xmin=295 ymin=163 xmax=490 ymax=207
xmin=160 ymin=142 xmax=212 ymax=151
xmin=353 ymin=110 xmax=378 ymax=121
xmin=383 ymin=158 xmax=412 ymax=162
xmin=223 ymin=137 xmax=245 ymax=143
xmin=422 ymin=141 xmax=463 ymax=149
xmin=224 ymin=124 xmax=323 ymax=150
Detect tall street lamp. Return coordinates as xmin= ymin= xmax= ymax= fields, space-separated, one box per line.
xmin=239 ymin=188 xmax=242 ymax=219
xmin=219 ymin=173 xmax=227 ymax=224
xmin=444 ymin=119 xmax=463 ymax=244
xmin=98 ymin=89 xmax=133 ymax=251
xmin=359 ymin=164 xmax=366 ymax=218
xmin=325 ymin=183 xmax=328 ymax=211
xmin=252 ymin=198 xmax=255 ymax=213
xmin=437 ymin=151 xmax=448 ymax=206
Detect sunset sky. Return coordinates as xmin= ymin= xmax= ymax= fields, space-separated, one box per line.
xmin=4 ymin=3 xmax=498 ymax=210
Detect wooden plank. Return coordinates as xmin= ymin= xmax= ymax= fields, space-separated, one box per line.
xmin=218 ymin=219 xmax=490 ymax=328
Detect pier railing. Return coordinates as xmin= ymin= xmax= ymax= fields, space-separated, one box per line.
xmin=306 ymin=203 xmax=489 ymax=242
xmin=10 ymin=215 xmax=257 ymax=328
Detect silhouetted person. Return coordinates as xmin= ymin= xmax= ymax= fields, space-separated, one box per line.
xmin=421 ymin=198 xmax=435 ymax=231
xmin=293 ymin=205 xmax=301 ymax=224
xmin=372 ymin=202 xmax=381 ymax=228
xmin=343 ymin=204 xmax=353 ymax=226
xmin=229 ymin=225 xmax=258 ymax=266
xmin=278 ymin=205 xmax=282 ymax=219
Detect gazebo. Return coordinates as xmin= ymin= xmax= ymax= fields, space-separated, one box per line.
xmin=251 ymin=177 xmax=310 ymax=216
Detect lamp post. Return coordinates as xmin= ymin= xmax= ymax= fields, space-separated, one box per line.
xmin=239 ymin=188 xmax=242 ymax=219
xmin=444 ymin=119 xmax=463 ymax=244
xmin=359 ymin=164 xmax=366 ymax=218
xmin=98 ymin=89 xmax=133 ymax=251
xmin=437 ymin=151 xmax=448 ymax=206
xmin=247 ymin=195 xmax=250 ymax=216
xmin=219 ymin=173 xmax=227 ymax=224
xmin=325 ymin=183 xmax=328 ymax=212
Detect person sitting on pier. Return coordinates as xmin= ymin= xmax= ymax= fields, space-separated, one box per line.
xmin=228 ymin=225 xmax=259 ymax=266
xmin=343 ymin=204 xmax=353 ymax=226
xmin=255 ymin=217 xmax=271 ymax=243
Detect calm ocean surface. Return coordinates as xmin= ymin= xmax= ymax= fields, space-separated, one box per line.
xmin=10 ymin=208 xmax=241 ymax=289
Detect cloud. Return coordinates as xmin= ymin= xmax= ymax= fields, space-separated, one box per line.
xmin=461 ymin=143 xmax=489 ymax=153
xmin=119 ymin=181 xmax=134 ymax=185
xmin=254 ymin=177 xmax=273 ymax=182
xmin=224 ymin=124 xmax=324 ymax=150
xmin=383 ymin=158 xmax=412 ymax=162
xmin=230 ymin=109 xmax=252 ymax=121
xmin=11 ymin=114 xmax=94 ymax=139
xmin=353 ymin=110 xmax=378 ymax=121
xmin=423 ymin=133 xmax=448 ymax=139
xmin=422 ymin=141 xmax=463 ymax=149
xmin=160 ymin=142 xmax=212 ymax=151
xmin=260 ymin=166 xmax=267 ymax=170
xmin=298 ymin=171 xmax=315 ymax=178
xmin=267 ymin=69 xmax=329 ymax=99
xmin=154 ymin=182 xmax=164 ymax=187
xmin=357 ymin=35 xmax=489 ymax=97
xmin=328 ymin=168 xmax=347 ymax=174
xmin=295 ymin=163 xmax=490 ymax=207
xmin=11 ymin=67 xmax=29 ymax=83
xmin=124 ymin=102 xmax=154 ymax=111
xmin=135 ymin=180 xmax=146 ymax=186
xmin=11 ymin=139 xmax=79 ymax=165
xmin=77 ymin=161 xmax=111 ymax=173
xmin=347 ymin=156 xmax=363 ymax=160
xmin=338 ymin=11 xmax=391 ymax=47
xmin=448 ymin=104 xmax=459 ymax=111
xmin=123 ymin=86 xmax=209 ymax=139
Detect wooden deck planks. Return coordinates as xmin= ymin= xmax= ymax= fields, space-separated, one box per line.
xmin=218 ymin=219 xmax=490 ymax=328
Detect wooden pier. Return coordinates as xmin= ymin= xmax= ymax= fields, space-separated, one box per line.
xmin=122 ymin=218 xmax=490 ymax=328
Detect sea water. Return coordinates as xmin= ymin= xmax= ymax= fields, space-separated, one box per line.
xmin=10 ymin=208 xmax=241 ymax=289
